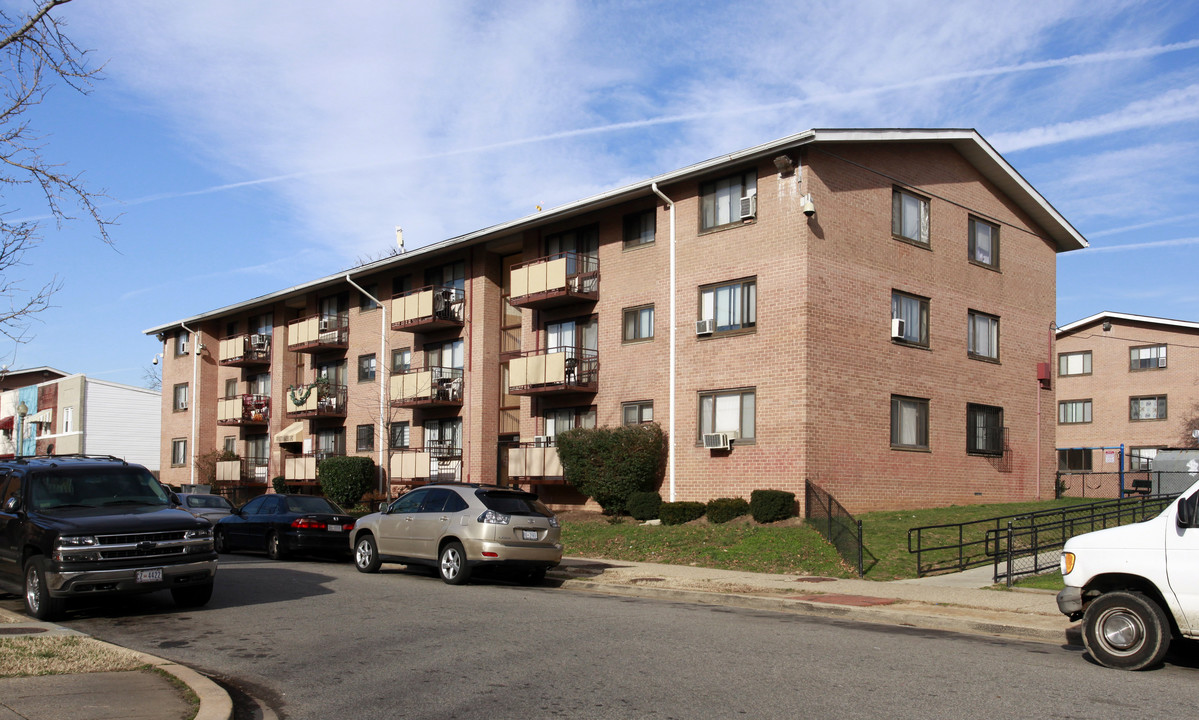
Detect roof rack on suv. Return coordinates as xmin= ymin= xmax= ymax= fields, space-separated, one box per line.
xmin=2 ymin=453 xmax=129 ymax=466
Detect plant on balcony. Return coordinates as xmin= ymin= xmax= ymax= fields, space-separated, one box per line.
xmin=288 ymin=377 xmax=330 ymax=408
xmin=556 ymin=422 xmax=666 ymax=515
xmin=195 ymin=449 xmax=240 ymax=486
xmin=319 ymin=455 xmax=375 ymax=509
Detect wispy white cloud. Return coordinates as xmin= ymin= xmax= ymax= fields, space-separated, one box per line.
xmin=1066 ymin=236 xmax=1199 ymax=254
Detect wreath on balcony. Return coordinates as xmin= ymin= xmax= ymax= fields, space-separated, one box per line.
xmin=288 ymin=378 xmax=329 ymax=408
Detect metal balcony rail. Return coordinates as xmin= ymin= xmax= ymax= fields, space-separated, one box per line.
xmin=218 ymin=332 xmax=271 ymax=366
xmin=390 ymin=285 xmax=465 ymax=329
xmin=389 ymin=365 xmax=464 ymax=406
xmin=216 ymin=394 xmax=270 ymax=425
xmin=285 ymin=382 xmax=348 ymax=416
xmin=509 ymin=252 xmax=599 ymax=306
xmin=507 ymin=347 xmax=598 ymax=394
xmin=287 ymin=313 xmax=349 ymax=350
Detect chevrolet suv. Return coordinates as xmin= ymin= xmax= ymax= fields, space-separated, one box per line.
xmin=350 ymin=483 xmax=562 ymax=585
xmin=0 ymin=455 xmax=217 ymax=620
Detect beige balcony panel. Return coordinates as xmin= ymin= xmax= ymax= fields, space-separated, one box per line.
xmin=508 ymin=447 xmax=527 ymax=477
xmin=509 ymin=356 xmax=527 ymax=387
xmin=390 ymin=296 xmax=404 ymax=322
xmin=412 ymin=370 xmax=433 ymax=399
xmin=289 ymin=387 xmax=318 ymax=413
xmin=417 ymin=289 xmax=434 ymax=318
xmin=526 ymin=354 xmax=545 ymax=385
xmin=510 ymin=265 xmax=527 ymax=298
xmin=545 ymin=352 xmax=566 ymax=384
xmin=402 ymin=293 xmax=419 ymax=322
xmin=219 ymin=337 xmax=242 ymax=362
xmin=528 ymin=446 xmax=545 ymax=476
xmin=545 ymin=257 xmax=568 ymax=291
xmin=527 ymin=262 xmax=547 ymax=295
xmin=284 ymin=457 xmax=299 ymax=480
xmin=389 ymin=374 xmax=403 ymax=398
xmin=216 ymin=460 xmax=240 ymax=482
xmin=545 ymin=447 xmax=563 ymax=476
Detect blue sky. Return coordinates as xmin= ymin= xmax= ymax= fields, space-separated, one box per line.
xmin=7 ymin=0 xmax=1199 ymax=388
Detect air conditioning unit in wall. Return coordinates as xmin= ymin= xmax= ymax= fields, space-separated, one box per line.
xmin=891 ymin=318 xmax=906 ymax=339
xmin=739 ymin=194 xmax=757 ymax=220
xmin=703 ymin=433 xmax=730 ymax=450
xmin=1158 ymin=356 xmax=1167 ymax=368
xmin=696 ymin=319 xmax=716 ymax=336
xmin=532 ymin=435 xmax=551 ymax=447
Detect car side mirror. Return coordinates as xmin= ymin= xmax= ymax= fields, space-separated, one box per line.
xmin=4 ymin=496 xmax=19 ymax=513
xmin=379 ymin=501 xmax=391 ymax=513
xmin=169 ymin=492 xmax=181 ymax=505
xmin=1176 ymin=493 xmax=1199 ymax=529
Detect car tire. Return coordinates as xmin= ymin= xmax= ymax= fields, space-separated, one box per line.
xmin=438 ymin=541 xmax=471 ymax=585
xmin=266 ymin=531 xmax=288 ymax=561
xmin=1082 ymin=590 xmax=1172 ymax=670
xmin=24 ymin=556 xmax=66 ymax=621
xmin=518 ymin=567 xmax=547 ymax=586
xmin=355 ymin=535 xmax=381 ymax=573
xmin=171 ymin=582 xmax=214 ymax=608
xmin=213 ymin=529 xmax=228 ymax=554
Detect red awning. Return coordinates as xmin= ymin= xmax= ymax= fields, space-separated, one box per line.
xmin=0 ymin=416 xmax=12 ymax=431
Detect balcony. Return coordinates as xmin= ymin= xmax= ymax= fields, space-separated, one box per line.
xmin=287 ymin=313 xmax=348 ymax=353
xmin=507 ymin=441 xmax=566 ymax=485
xmin=391 ymin=285 xmax=465 ymax=333
xmin=285 ymin=382 xmax=347 ymax=418
xmin=216 ymin=457 xmax=270 ymax=484
xmin=507 ymin=348 xmax=598 ymax=395
xmin=509 ymin=252 xmax=598 ymax=310
xmin=390 ymin=366 xmax=463 ymax=408
xmin=219 ymin=333 xmax=271 ymax=367
xmin=283 ymin=451 xmax=344 ymax=491
xmin=388 ymin=445 xmax=462 ymax=487
xmin=216 ymin=394 xmax=270 ymax=427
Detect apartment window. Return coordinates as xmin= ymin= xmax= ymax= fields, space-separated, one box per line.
xmin=247 ymin=434 xmax=268 ymax=466
xmin=223 ymin=436 xmax=236 ymax=455
xmin=699 ymin=388 xmax=755 ymax=442
xmin=358 ymin=354 xmax=377 ymax=382
xmin=890 ymin=395 xmax=929 ymax=450
xmin=1130 ymin=395 xmax=1167 ymax=421
xmin=1129 ymin=447 xmax=1160 ymax=471
xmin=967 ymin=311 xmax=999 ymax=361
xmin=1058 ymin=448 xmax=1092 ymax=472
xmin=356 ymin=424 xmax=374 ymax=452
xmin=623 ymin=305 xmax=654 ymax=342
xmin=545 ymin=406 xmax=597 ymax=440
xmin=62 ymin=407 xmax=73 ymax=434
xmin=1058 ymin=399 xmax=1092 ymax=424
xmin=171 ymin=438 xmax=187 ymax=467
xmin=426 ymin=340 xmax=464 ymax=372
xmin=699 ymin=278 xmax=756 ymax=334
xmin=359 ymin=283 xmax=379 ymax=311
xmin=546 ymin=317 xmax=598 ymax=357
xmin=389 ymin=421 xmax=410 ymax=449
xmin=248 ymin=373 xmax=270 ymax=396
xmin=1059 ymin=351 xmax=1092 ymax=376
xmin=426 ymin=260 xmax=466 ymax=291
xmin=173 ymin=383 xmax=189 ymax=412
xmin=968 ymin=217 xmax=999 ymax=268
xmin=224 ymin=378 xmax=237 ymax=398
xmin=966 ymin=404 xmax=1003 ymax=456
xmin=622 ymin=401 xmax=654 ymax=425
xmin=700 ymin=170 xmax=757 ymax=230
xmin=892 ymin=188 xmax=929 ymax=245
xmin=623 ymin=209 xmax=655 ymax=248
xmin=392 ymin=348 xmax=411 ymax=374
xmin=1130 ymin=344 xmax=1167 ymax=370
xmin=251 ymin=312 xmax=273 ymax=335
xmin=891 ymin=291 xmax=929 ymax=346
xmin=175 ymin=331 xmax=189 ymax=356
xmin=424 ymin=418 xmax=463 ymax=452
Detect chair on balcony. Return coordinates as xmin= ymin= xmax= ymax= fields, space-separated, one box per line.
xmin=563 ymin=357 xmax=577 ymax=385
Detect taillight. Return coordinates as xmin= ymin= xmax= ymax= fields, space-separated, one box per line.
xmin=291 ymin=518 xmax=327 ymax=530
xmin=343 ymin=520 xmax=355 ymax=531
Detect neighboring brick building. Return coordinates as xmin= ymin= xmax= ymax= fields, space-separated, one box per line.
xmin=1055 ymin=312 xmax=1199 ymax=480
xmin=145 ymin=129 xmax=1086 ymax=512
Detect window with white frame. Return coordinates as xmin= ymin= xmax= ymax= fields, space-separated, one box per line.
xmin=1130 ymin=395 xmax=1167 ymax=421
xmin=426 ymin=340 xmax=464 ymax=378
xmin=1059 ymin=351 xmax=1091 ymax=376
xmin=1128 ymin=447 xmax=1159 ymax=471
xmin=1130 ymin=344 xmax=1167 ymax=370
xmin=175 ymin=331 xmax=189 ymax=356
xmin=968 ymin=217 xmax=998 ymax=268
xmin=623 ymin=305 xmax=654 ymax=342
xmin=967 ymin=311 xmax=999 ymax=361
xmin=1058 ymin=399 xmax=1092 ymax=424
xmin=966 ymin=404 xmax=1003 ymax=456
xmin=171 ymin=438 xmax=187 ymax=467
xmin=700 ymin=278 xmax=756 ymax=334
xmin=700 ymin=170 xmax=757 ymax=230
xmin=248 ymin=373 xmax=270 ymax=396
xmin=622 ymin=401 xmax=654 ymax=426
xmin=247 ymin=434 xmax=268 ymax=466
xmin=890 ymin=395 xmax=929 ymax=450
xmin=223 ymin=436 xmax=236 ymax=455
xmin=699 ymin=388 xmax=755 ymax=442
xmin=544 ymin=406 xmax=596 ymax=440
xmin=224 ymin=378 xmax=237 ymax=398
xmin=892 ymin=189 xmax=929 ymax=245
xmin=173 ymin=383 xmax=189 ymax=412
xmin=891 ymin=290 xmax=929 ymax=347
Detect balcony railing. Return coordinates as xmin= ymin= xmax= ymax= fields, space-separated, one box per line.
xmin=389 ymin=446 xmax=462 ymax=486
xmin=390 ymin=285 xmax=465 ymax=332
xmin=287 ymin=313 xmax=348 ymax=353
xmin=285 ymin=382 xmax=348 ymax=417
xmin=283 ymin=451 xmax=345 ymax=482
xmin=507 ymin=441 xmax=566 ymax=485
xmin=216 ymin=394 xmax=270 ymax=426
xmin=215 ymin=457 xmax=270 ymax=484
xmin=509 ymin=252 xmax=598 ymax=309
xmin=218 ymin=333 xmax=271 ymax=367
xmin=507 ymin=347 xmax=598 ymax=395
xmin=390 ymin=366 xmax=463 ymax=408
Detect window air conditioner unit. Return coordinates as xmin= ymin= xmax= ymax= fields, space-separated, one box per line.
xmin=739 ymin=194 xmax=757 ymax=220
xmin=179 ymin=341 xmax=188 ymax=354
xmin=533 ymin=435 xmax=551 ymax=447
xmin=318 ymin=317 xmax=332 ymax=332
xmin=178 ymin=401 xmax=188 ymax=411
xmin=703 ymin=433 xmax=730 ymax=450
xmin=1158 ymin=356 xmax=1167 ymax=368
xmin=695 ymin=319 xmax=716 ymax=336
xmin=250 ymin=333 xmax=268 ymax=349
xmin=891 ymin=318 xmax=906 ymax=339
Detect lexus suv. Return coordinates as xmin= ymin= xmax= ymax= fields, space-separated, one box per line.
xmin=0 ymin=455 xmax=217 ymax=620
xmin=350 ymin=483 xmax=562 ymax=585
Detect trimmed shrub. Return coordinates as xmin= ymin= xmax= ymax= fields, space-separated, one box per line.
xmin=271 ymin=476 xmax=287 ymax=494
xmin=750 ymin=489 xmax=797 ymax=523
xmin=556 ymin=423 xmax=667 ymax=515
xmin=706 ymin=497 xmax=750 ymax=524
xmin=318 ymin=456 xmax=376 ymax=509
xmin=627 ymin=491 xmax=662 ymax=521
xmin=659 ymin=501 xmax=705 ymax=525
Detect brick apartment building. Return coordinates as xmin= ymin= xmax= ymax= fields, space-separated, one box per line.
xmin=146 ymin=128 xmax=1086 ymax=512
xmin=1055 ymin=312 xmax=1199 ymax=483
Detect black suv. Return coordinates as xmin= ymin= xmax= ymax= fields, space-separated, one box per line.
xmin=0 ymin=455 xmax=218 ymax=620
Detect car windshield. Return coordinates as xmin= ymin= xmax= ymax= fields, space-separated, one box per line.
xmin=285 ymin=496 xmax=343 ymax=514
xmin=478 ymin=490 xmax=552 ymax=517
xmin=29 ymin=467 xmax=171 ymax=511
xmin=186 ymin=495 xmax=231 ymax=510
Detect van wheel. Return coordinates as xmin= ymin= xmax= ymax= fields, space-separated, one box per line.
xmin=438 ymin=542 xmax=471 ymax=585
xmin=1082 ymin=591 xmax=1171 ymax=670
xmin=24 ymin=557 xmax=65 ymax=621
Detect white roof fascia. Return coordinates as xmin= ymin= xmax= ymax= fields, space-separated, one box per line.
xmin=1056 ymin=311 xmax=1199 ymax=336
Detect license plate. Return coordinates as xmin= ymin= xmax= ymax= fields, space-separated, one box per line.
xmin=328 ymin=524 xmax=342 ymax=532
xmin=136 ymin=568 xmax=163 ymax=584
xmin=522 ymin=530 xmax=538 ymax=541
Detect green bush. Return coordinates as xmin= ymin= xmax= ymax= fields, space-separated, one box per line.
xmin=659 ymin=501 xmax=705 ymax=525
xmin=706 ymin=497 xmax=750 ymax=524
xmin=271 ymin=476 xmax=287 ymax=494
xmin=318 ymin=456 xmax=376 ymax=509
xmin=751 ymin=489 xmax=797 ymax=523
xmin=556 ymin=423 xmax=667 ymax=515
xmin=627 ymin=491 xmax=662 ymax=521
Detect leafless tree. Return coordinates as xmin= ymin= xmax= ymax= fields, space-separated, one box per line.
xmin=141 ymin=362 xmax=161 ymax=391
xmin=1181 ymin=402 xmax=1199 ymax=448
xmin=0 ymin=0 xmax=114 ymax=353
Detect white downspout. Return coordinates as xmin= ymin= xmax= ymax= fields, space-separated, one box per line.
xmin=181 ymin=321 xmax=199 ymax=487
xmin=346 ymin=275 xmax=389 ymax=498
xmin=651 ymin=183 xmax=677 ymax=502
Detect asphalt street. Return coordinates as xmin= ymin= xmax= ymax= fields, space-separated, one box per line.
xmin=11 ymin=554 xmax=1198 ymax=720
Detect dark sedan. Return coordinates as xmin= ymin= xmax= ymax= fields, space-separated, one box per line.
xmin=214 ymin=494 xmax=355 ymax=560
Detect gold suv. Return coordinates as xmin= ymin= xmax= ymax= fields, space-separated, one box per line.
xmin=350 ymin=483 xmax=562 ymax=584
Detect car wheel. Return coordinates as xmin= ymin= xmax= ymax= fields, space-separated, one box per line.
xmin=519 ymin=567 xmax=547 ymax=586
xmin=355 ymin=535 xmax=381 ymax=573
xmin=171 ymin=582 xmax=214 ymax=608
xmin=24 ymin=556 xmax=65 ymax=621
xmin=1082 ymin=591 xmax=1171 ymax=670
xmin=438 ymin=541 xmax=471 ymax=585
xmin=266 ymin=531 xmax=288 ymax=561
xmin=213 ymin=529 xmax=228 ymax=554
